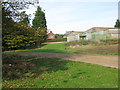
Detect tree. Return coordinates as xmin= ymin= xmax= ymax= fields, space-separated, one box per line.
xmin=2 ymin=1 xmax=39 ymax=51
xmin=114 ymin=19 xmax=120 ymax=28
xmin=32 ymin=6 xmax=47 ymax=29
xmin=32 ymin=6 xmax=47 ymax=46
xmin=19 ymin=11 xmax=30 ymax=25
xmin=34 ymin=27 xmax=47 ymax=47
xmin=2 ymin=1 xmax=39 ymax=21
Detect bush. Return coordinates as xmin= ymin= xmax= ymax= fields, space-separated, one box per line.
xmin=2 ymin=22 xmax=36 ymax=51
xmin=66 ymin=39 xmax=119 ymax=47
xmin=66 ymin=40 xmax=99 ymax=46
xmin=100 ymin=39 xmax=120 ymax=45
xmin=46 ymin=38 xmax=67 ymax=42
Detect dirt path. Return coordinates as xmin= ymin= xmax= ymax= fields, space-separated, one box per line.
xmin=6 ymin=52 xmax=118 ymax=68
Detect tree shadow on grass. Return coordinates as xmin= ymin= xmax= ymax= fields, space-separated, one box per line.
xmin=16 ymin=47 xmax=68 ymax=54
xmin=30 ymin=57 xmax=68 ymax=74
xmin=3 ymin=44 xmax=48 ymax=52
xmin=2 ymin=53 xmax=69 ymax=80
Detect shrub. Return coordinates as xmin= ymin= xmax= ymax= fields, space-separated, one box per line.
xmin=2 ymin=22 xmax=36 ymax=51
xmin=66 ymin=39 xmax=119 ymax=47
xmin=100 ymin=39 xmax=120 ymax=45
xmin=66 ymin=40 xmax=99 ymax=46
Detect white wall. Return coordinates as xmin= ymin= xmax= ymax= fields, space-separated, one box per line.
xmin=86 ymin=33 xmax=92 ymax=40
xmin=111 ymin=34 xmax=120 ymax=39
xmin=67 ymin=34 xmax=80 ymax=42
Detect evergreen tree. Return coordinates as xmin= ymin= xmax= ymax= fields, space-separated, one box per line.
xmin=32 ymin=6 xmax=47 ymax=46
xmin=32 ymin=6 xmax=47 ymax=29
xmin=114 ymin=19 xmax=120 ymax=28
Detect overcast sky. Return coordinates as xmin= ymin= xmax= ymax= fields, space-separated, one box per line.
xmin=26 ymin=0 xmax=119 ymax=34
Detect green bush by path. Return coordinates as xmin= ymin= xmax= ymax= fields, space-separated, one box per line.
xmin=100 ymin=39 xmax=120 ymax=45
xmin=66 ymin=39 xmax=120 ymax=47
xmin=66 ymin=40 xmax=99 ymax=46
xmin=2 ymin=54 xmax=118 ymax=88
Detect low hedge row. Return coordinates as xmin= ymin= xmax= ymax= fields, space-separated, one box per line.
xmin=66 ymin=39 xmax=119 ymax=46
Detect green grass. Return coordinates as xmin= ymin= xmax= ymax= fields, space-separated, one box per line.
xmin=4 ymin=42 xmax=119 ymax=55
xmin=3 ymin=55 xmax=118 ymax=88
xmin=4 ymin=43 xmax=77 ymax=54
xmin=46 ymin=38 xmax=67 ymax=42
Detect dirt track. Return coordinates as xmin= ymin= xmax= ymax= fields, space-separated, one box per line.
xmin=6 ymin=52 xmax=118 ymax=68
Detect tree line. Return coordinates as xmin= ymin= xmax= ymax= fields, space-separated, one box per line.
xmin=2 ymin=1 xmax=47 ymax=51
xmin=2 ymin=0 xmax=120 ymax=51
xmin=114 ymin=19 xmax=120 ymax=28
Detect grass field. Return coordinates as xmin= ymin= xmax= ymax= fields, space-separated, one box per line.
xmin=2 ymin=55 xmax=118 ymax=88
xmin=4 ymin=42 xmax=119 ymax=55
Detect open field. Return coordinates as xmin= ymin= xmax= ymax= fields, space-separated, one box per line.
xmin=4 ymin=42 xmax=119 ymax=55
xmin=2 ymin=54 xmax=118 ymax=88
xmin=6 ymin=52 xmax=118 ymax=68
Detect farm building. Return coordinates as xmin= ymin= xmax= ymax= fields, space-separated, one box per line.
xmin=66 ymin=27 xmax=120 ymax=42
xmin=66 ymin=31 xmax=86 ymax=42
xmin=85 ymin=27 xmax=120 ymax=40
xmin=47 ymin=31 xmax=55 ymax=39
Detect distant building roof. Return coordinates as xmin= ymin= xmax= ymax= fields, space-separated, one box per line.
xmin=66 ymin=31 xmax=84 ymax=36
xmin=85 ymin=27 xmax=116 ymax=33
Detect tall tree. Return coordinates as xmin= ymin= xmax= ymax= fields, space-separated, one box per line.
xmin=32 ymin=6 xmax=47 ymax=46
xmin=20 ymin=11 xmax=30 ymax=25
xmin=32 ymin=6 xmax=47 ymax=29
xmin=114 ymin=19 xmax=120 ymax=28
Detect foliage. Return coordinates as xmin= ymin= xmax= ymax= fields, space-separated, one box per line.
xmin=46 ymin=38 xmax=67 ymax=42
xmin=55 ymin=34 xmax=64 ymax=38
xmin=32 ymin=6 xmax=47 ymax=46
xmin=66 ymin=39 xmax=119 ymax=47
xmin=3 ymin=55 xmax=118 ymax=88
xmin=2 ymin=1 xmax=38 ymax=21
xmin=32 ymin=6 xmax=47 ymax=29
xmin=100 ymin=39 xmax=120 ymax=45
xmin=19 ymin=11 xmax=30 ymax=25
xmin=66 ymin=40 xmax=99 ymax=46
xmin=34 ymin=27 xmax=47 ymax=47
xmin=2 ymin=1 xmax=40 ymax=51
xmin=3 ymin=22 xmax=36 ymax=51
xmin=114 ymin=19 xmax=120 ymax=28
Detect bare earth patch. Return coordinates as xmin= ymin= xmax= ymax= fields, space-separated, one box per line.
xmin=5 ymin=52 xmax=118 ymax=68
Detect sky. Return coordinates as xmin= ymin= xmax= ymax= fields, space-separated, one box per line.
xmin=26 ymin=0 xmax=119 ymax=34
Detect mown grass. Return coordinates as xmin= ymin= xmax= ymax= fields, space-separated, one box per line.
xmin=46 ymin=38 xmax=67 ymax=42
xmin=4 ymin=43 xmax=77 ymax=54
xmin=2 ymin=54 xmax=118 ymax=88
xmin=4 ymin=42 xmax=119 ymax=55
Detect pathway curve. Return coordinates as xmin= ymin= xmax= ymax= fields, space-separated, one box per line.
xmin=5 ymin=52 xmax=118 ymax=68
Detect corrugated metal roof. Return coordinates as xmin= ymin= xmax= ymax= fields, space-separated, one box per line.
xmin=85 ymin=27 xmax=116 ymax=33
xmin=67 ymin=31 xmax=84 ymax=36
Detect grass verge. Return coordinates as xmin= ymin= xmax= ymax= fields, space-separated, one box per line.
xmin=4 ymin=42 xmax=119 ymax=56
xmin=2 ymin=54 xmax=118 ymax=88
